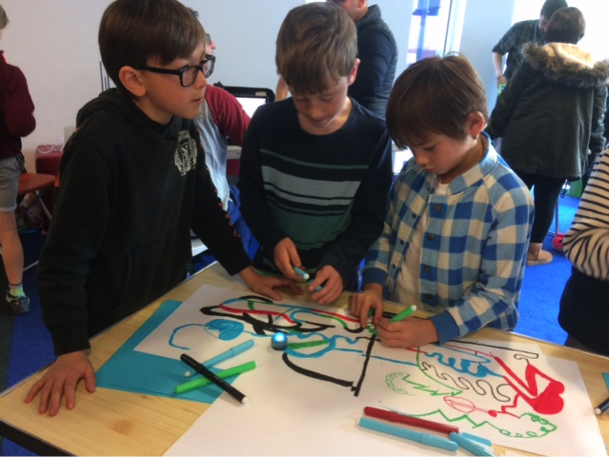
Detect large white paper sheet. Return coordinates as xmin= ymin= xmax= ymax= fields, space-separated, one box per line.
xmin=134 ymin=285 xmax=605 ymax=456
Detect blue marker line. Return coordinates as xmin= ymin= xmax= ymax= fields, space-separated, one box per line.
xmin=450 ymin=432 xmax=496 ymax=456
xmin=359 ymin=417 xmax=458 ymax=452
xmin=201 ymin=339 xmax=255 ymax=368
xmin=293 ymin=266 xmax=310 ymax=280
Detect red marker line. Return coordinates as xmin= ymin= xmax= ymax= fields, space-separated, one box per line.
xmin=363 ymin=407 xmax=459 ymax=435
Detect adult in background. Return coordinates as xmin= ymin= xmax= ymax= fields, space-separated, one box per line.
xmin=487 ymin=7 xmax=608 ymax=266
xmin=328 ymin=0 xmax=397 ymax=118
xmin=492 ymin=0 xmax=567 ymax=91
xmin=0 ymin=4 xmax=36 ymax=314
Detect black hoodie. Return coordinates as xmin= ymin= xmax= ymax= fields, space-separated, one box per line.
xmin=37 ymin=89 xmax=251 ymax=355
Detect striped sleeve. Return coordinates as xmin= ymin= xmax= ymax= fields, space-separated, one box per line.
xmin=562 ymin=150 xmax=609 ymax=280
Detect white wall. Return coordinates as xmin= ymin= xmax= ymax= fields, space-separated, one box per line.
xmin=2 ymin=0 xmax=401 ymax=170
xmin=7 ymin=0 xmax=601 ymax=171
xmin=2 ymin=0 xmax=112 ymax=170
xmin=192 ymin=0 xmax=302 ymax=88
xmin=459 ymin=0 xmax=515 ymax=115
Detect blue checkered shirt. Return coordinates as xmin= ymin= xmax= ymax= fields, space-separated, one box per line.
xmin=362 ymin=137 xmax=534 ymax=344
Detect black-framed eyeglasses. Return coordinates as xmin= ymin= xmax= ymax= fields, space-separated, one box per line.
xmin=140 ymin=54 xmax=215 ymax=87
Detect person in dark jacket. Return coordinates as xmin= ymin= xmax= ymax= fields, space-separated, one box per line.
xmin=487 ymin=7 xmax=608 ymax=266
xmin=329 ymin=0 xmax=397 ymax=118
xmin=25 ymin=0 xmax=299 ymax=417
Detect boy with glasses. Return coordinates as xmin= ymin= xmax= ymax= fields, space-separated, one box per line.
xmin=238 ymin=3 xmax=393 ymax=306
xmin=26 ymin=0 xmax=298 ymax=417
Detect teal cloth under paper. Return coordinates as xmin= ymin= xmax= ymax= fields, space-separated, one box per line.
xmin=96 ymin=300 xmax=225 ymax=404
xmin=604 ymin=372 xmax=608 ymax=389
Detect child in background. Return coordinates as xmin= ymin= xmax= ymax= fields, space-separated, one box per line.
xmin=0 ymin=4 xmax=36 ymax=314
xmin=348 ymin=55 xmax=534 ymax=348
xmin=238 ymin=2 xmax=393 ymax=305
xmin=190 ymin=21 xmax=254 ymax=251
xmin=26 ymin=0 xmax=298 ymax=417
xmin=558 ymin=149 xmax=609 ymax=356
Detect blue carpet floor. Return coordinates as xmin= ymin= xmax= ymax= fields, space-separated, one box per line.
xmin=0 ymin=195 xmax=580 ymax=456
xmin=513 ymin=194 xmax=580 ymax=345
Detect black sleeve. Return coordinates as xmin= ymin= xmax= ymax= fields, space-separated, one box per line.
xmin=488 ymin=62 xmax=529 ymax=138
xmin=237 ymin=115 xmax=289 ymax=256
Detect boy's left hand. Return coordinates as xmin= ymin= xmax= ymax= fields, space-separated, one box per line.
xmin=309 ymin=265 xmax=343 ymax=305
xmin=239 ymin=267 xmax=302 ymax=301
xmin=376 ymin=318 xmax=438 ymax=349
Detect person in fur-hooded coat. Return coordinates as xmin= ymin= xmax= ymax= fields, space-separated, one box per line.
xmin=487 ymin=7 xmax=608 ymax=266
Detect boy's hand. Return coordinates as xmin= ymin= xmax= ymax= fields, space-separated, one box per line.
xmin=348 ymin=284 xmax=384 ymax=328
xmin=376 ymin=318 xmax=438 ymax=349
xmin=309 ymin=265 xmax=343 ymax=305
xmin=24 ymin=351 xmax=96 ymax=417
xmin=239 ymin=266 xmax=302 ymax=301
xmin=273 ymin=238 xmax=303 ymax=280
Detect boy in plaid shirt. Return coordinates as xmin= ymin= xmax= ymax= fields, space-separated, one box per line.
xmin=348 ymin=55 xmax=534 ymax=348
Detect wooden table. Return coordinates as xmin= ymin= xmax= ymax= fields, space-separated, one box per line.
xmin=1 ymin=263 xmax=608 ymax=456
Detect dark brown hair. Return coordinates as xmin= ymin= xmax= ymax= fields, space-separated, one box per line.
xmin=545 ymin=7 xmax=586 ymax=44
xmin=386 ymin=54 xmax=488 ymax=149
xmin=99 ymin=0 xmax=205 ymax=98
xmin=540 ymin=0 xmax=568 ymax=20
xmin=276 ymin=3 xmax=357 ymax=95
xmin=0 ymin=5 xmax=9 ymax=30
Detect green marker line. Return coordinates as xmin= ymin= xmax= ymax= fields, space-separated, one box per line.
xmin=286 ymin=340 xmax=329 ymax=350
xmin=370 ymin=305 xmax=417 ymax=335
xmin=174 ymin=361 xmax=257 ymax=394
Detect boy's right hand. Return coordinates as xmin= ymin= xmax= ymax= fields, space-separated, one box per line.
xmin=273 ymin=237 xmax=304 ymax=281
xmin=348 ymin=284 xmax=385 ymax=328
xmin=24 ymin=350 xmax=96 ymax=417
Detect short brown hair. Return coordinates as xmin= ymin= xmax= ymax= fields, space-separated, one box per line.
xmin=540 ymin=0 xmax=568 ymax=20
xmin=276 ymin=3 xmax=357 ymax=95
xmin=545 ymin=7 xmax=586 ymax=44
xmin=386 ymin=54 xmax=488 ymax=149
xmin=99 ymin=0 xmax=205 ymax=98
xmin=0 ymin=5 xmax=9 ymax=30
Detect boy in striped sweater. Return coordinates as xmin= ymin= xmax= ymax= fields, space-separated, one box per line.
xmin=238 ymin=2 xmax=393 ymax=305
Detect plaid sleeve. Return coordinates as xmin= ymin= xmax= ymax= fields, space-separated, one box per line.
xmin=431 ymin=173 xmax=534 ymax=344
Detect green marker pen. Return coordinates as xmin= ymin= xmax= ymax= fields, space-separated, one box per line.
xmin=370 ymin=305 xmax=417 ymax=335
xmin=286 ymin=340 xmax=328 ymax=350
xmin=389 ymin=304 xmax=417 ymax=322
xmin=174 ymin=361 xmax=257 ymax=394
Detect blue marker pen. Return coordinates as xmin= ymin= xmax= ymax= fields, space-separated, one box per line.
xmin=308 ymin=279 xmax=322 ymax=292
xmin=450 ymin=432 xmax=496 ymax=456
xmin=293 ymin=266 xmax=310 ymax=281
xmin=359 ymin=417 xmax=458 ymax=452
xmin=201 ymin=340 xmax=255 ymax=368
